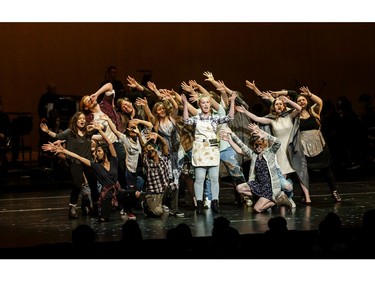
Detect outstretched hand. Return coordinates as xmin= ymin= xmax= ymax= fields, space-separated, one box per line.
xmin=127 ymin=76 xmax=139 ymax=88
xmin=219 ymin=127 xmax=233 ymax=141
xmin=135 ymin=97 xmax=148 ymax=107
xmin=248 ymin=123 xmax=267 ymax=139
xmin=203 ymin=71 xmax=214 ymax=82
xmin=42 ymin=141 xmax=64 ymax=155
xmin=245 ymin=80 xmax=257 ymax=91
xmin=40 ymin=123 xmax=49 ymax=133
xmin=299 ymin=86 xmax=311 ymax=96
xmin=147 ymin=81 xmax=158 ymax=92
xmin=181 ymin=81 xmax=193 ymax=93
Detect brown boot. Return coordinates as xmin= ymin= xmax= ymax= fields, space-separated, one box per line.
xmin=275 ymin=194 xmax=292 ymax=210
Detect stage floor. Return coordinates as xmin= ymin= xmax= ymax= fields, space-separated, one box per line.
xmin=0 ymin=164 xmax=374 ymax=249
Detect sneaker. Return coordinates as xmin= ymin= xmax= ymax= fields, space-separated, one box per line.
xmin=162 ymin=205 xmax=170 ymax=213
xmin=288 ymin=197 xmax=296 ymax=208
xmin=332 ymin=190 xmax=342 ymax=202
xmin=120 ymin=209 xmax=126 ymax=215
xmin=170 ymin=211 xmax=185 ymax=217
xmin=127 ymin=213 xmax=136 ymax=220
xmin=204 ymin=198 xmax=211 ymax=209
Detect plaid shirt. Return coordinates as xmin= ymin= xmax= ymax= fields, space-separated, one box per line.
xmin=184 ymin=113 xmax=231 ymax=133
xmin=143 ymin=152 xmax=170 ymax=194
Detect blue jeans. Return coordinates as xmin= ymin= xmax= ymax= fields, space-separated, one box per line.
xmin=276 ymin=166 xmax=293 ymax=198
xmin=125 ymin=167 xmax=145 ymax=192
xmin=204 ymin=147 xmax=246 ymax=200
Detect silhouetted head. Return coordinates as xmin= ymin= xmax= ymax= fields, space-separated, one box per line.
xmin=72 ymin=224 xmax=96 ymax=245
xmin=268 ymin=216 xmax=288 ymax=232
xmin=121 ymin=220 xmax=143 ymax=242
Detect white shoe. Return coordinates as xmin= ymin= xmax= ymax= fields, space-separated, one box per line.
xmin=288 ymin=198 xmax=296 ymax=208
xmin=245 ymin=198 xmax=253 ymax=207
xmin=162 ymin=205 xmax=170 ymax=213
xmin=204 ymin=199 xmax=211 ymax=209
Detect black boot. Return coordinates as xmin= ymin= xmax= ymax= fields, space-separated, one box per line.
xmin=211 ymin=199 xmax=221 ymax=213
xmin=196 ymin=200 xmax=203 ymax=214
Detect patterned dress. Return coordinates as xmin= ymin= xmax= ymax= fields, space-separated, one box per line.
xmin=249 ymin=156 xmax=272 ymax=200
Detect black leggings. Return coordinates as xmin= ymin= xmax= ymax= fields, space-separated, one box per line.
xmin=69 ymin=163 xmax=99 ymax=205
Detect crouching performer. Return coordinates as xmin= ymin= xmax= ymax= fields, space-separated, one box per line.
xmin=220 ymin=123 xmax=292 ymax=212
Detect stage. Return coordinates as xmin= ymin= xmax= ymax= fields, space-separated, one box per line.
xmin=1 ymin=162 xmax=374 ymax=252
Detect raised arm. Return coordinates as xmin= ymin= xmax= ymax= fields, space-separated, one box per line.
xmin=235 ymin=105 xmax=272 ymax=125
xmin=203 ymin=71 xmax=221 ymax=89
xmin=129 ymin=118 xmax=153 ymax=131
xmin=278 ymin=95 xmax=302 ymax=118
xmin=248 ymin=123 xmax=280 ymax=152
xmin=146 ymin=131 xmax=169 ymax=156
xmin=181 ymin=94 xmax=190 ymax=121
xmin=127 ymin=76 xmax=145 ymax=92
xmin=132 ymin=125 xmax=146 ymax=148
xmin=221 ymin=126 xmax=254 ymax=158
xmin=174 ymin=90 xmax=199 ymax=116
xmin=180 ymin=81 xmax=200 ymax=116
xmin=146 ymin=81 xmax=163 ymax=100
xmin=90 ymin=122 xmax=116 ymax=157
xmin=42 ymin=142 xmax=91 ymax=167
xmin=220 ymin=127 xmax=245 ymax=155
xmin=188 ymin=80 xmax=222 ymax=111
xmin=159 ymin=89 xmax=179 ymax=118
xmin=215 ymin=80 xmax=229 ymax=109
xmin=40 ymin=122 xmax=57 ymax=139
xmin=135 ymin=97 xmax=156 ymax=125
xmin=299 ymin=86 xmax=323 ymax=116
xmin=91 ymin=83 xmax=114 ymax=101
xmin=99 ymin=114 xmax=122 ymax=141
xmin=227 ymin=91 xmax=237 ymax=119
xmin=245 ymin=80 xmax=264 ymax=97
xmin=246 ymin=80 xmax=273 ymax=107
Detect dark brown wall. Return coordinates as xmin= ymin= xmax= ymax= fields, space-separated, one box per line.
xmin=1 ymin=23 xmax=374 ymax=152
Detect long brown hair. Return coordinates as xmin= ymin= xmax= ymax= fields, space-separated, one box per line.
xmin=69 ymin=112 xmax=87 ymax=137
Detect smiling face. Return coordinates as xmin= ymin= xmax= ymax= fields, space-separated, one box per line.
xmin=199 ymin=96 xmax=211 ymax=114
xmin=121 ymin=100 xmax=134 ymax=114
xmin=156 ymin=104 xmax=166 ymax=118
xmin=250 ymin=137 xmax=268 ymax=154
xmin=296 ymin=96 xmax=308 ymax=110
